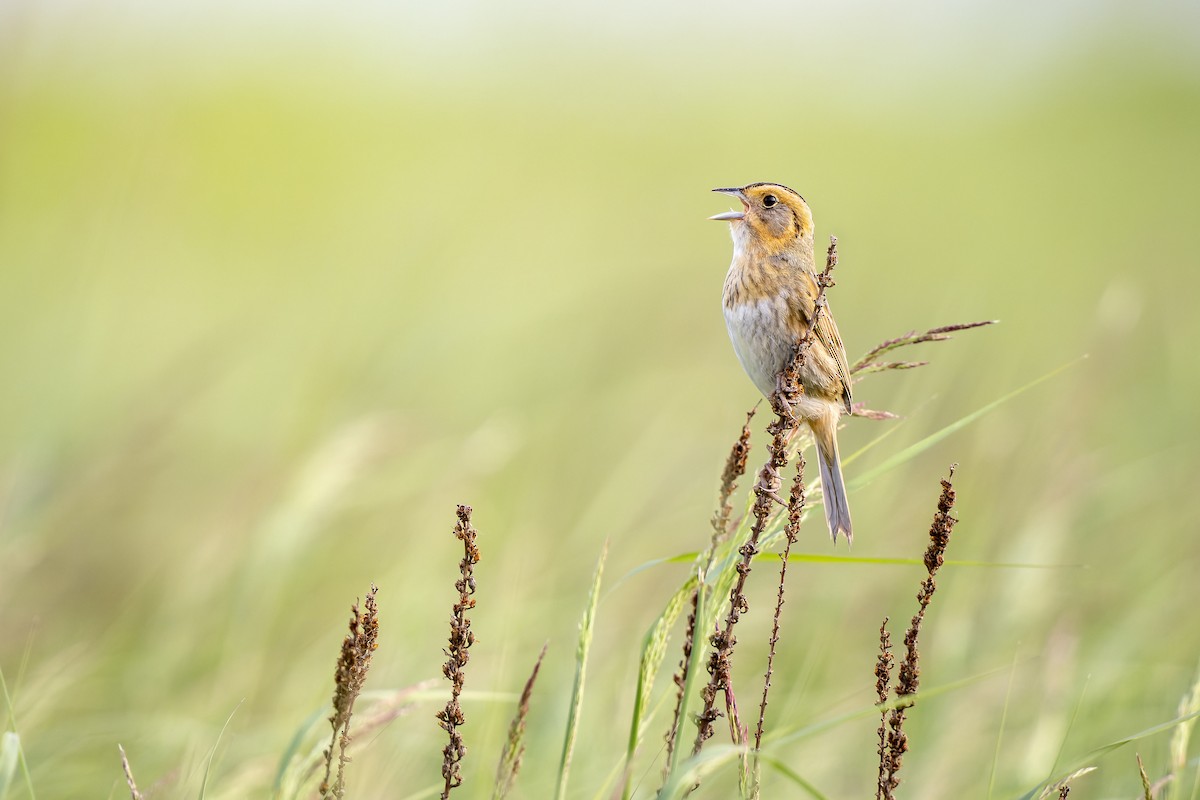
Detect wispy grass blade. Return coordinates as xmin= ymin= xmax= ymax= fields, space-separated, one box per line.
xmin=272 ymin=706 xmax=327 ymax=799
xmin=1018 ymin=709 xmax=1200 ymax=800
xmin=757 ymin=754 xmax=830 ymax=800
xmin=0 ymin=668 xmax=33 ymax=800
xmin=0 ymin=732 xmax=20 ymax=800
xmin=848 ymin=357 xmax=1083 ymax=493
xmin=199 ymin=700 xmax=244 ymax=800
xmin=767 ymin=665 xmax=1012 ymax=748
xmin=661 ymin=551 xmax=1082 ymax=570
xmin=275 ymin=683 xmax=439 ymax=800
xmin=988 ymin=653 xmax=1019 ymax=800
xmin=555 ymin=541 xmax=608 ymax=800
xmin=842 ymin=414 xmax=912 ymax=468
xmin=1044 ymin=675 xmax=1091 ymax=794
xmin=1034 ymin=767 xmax=1096 ymax=799
xmin=658 ymin=743 xmax=744 ymax=800
xmin=1169 ymin=660 xmax=1200 ymax=800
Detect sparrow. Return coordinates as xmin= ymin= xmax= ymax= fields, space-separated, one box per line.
xmin=711 ymin=182 xmax=854 ymax=542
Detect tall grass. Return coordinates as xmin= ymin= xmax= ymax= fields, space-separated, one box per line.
xmin=134 ymin=302 xmax=1200 ymax=799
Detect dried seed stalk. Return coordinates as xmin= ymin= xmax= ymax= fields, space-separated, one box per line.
xmin=320 ymin=585 xmax=380 ymax=799
xmin=437 ymin=505 xmax=480 ymax=800
xmin=691 ymin=237 xmax=839 ymax=758
xmin=879 ymin=467 xmax=957 ymax=796
xmin=493 ymin=644 xmax=547 ymax=800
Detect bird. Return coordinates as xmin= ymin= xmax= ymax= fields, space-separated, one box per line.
xmin=711 ymin=182 xmax=854 ymax=542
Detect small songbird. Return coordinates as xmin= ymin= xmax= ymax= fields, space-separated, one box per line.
xmin=711 ymin=183 xmax=854 ymax=542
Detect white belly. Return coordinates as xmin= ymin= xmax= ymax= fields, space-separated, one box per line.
xmin=723 ymin=294 xmax=839 ymax=425
xmin=723 ymin=296 xmax=794 ymax=399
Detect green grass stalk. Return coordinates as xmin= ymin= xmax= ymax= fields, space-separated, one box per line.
xmin=555 ymin=541 xmax=608 ymax=800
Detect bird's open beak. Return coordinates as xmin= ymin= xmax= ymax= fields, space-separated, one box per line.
xmin=709 ymin=187 xmax=747 ymax=221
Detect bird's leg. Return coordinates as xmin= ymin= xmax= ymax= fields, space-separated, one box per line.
xmin=754 ymin=474 xmax=788 ymax=508
xmin=772 ymin=371 xmax=799 ymax=423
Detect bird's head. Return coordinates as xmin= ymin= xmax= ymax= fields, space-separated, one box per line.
xmin=710 ymin=182 xmax=813 ymax=253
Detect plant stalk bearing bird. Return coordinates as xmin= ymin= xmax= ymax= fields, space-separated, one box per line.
xmin=712 ymin=182 xmax=854 ymax=542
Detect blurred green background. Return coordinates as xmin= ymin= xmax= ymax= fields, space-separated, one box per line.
xmin=1 ymin=1 xmax=1198 ymax=797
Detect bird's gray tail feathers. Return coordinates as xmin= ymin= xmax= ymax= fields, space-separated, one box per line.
xmin=814 ymin=430 xmax=853 ymax=544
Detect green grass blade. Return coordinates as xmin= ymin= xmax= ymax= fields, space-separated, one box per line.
xmin=765 ymin=665 xmax=1011 ymax=748
xmin=622 ymin=576 xmax=697 ymax=800
xmin=398 ymin=784 xmax=444 ymax=800
xmin=556 ymin=541 xmax=608 ymax=800
xmin=1044 ymin=675 xmax=1091 ymax=791
xmin=199 ymin=700 xmax=244 ymax=800
xmin=1169 ymin=660 xmax=1200 ymax=800
xmin=658 ymin=743 xmax=743 ymax=800
xmin=1017 ymin=708 xmax=1200 ymax=800
xmin=841 ymin=408 xmax=914 ymax=468
xmin=847 ymin=357 xmax=1083 ymax=493
xmin=611 ymin=557 xmax=674 ymax=591
xmin=271 ymin=706 xmax=326 ymax=797
xmin=661 ymin=550 xmax=1081 ymax=570
xmin=661 ymin=569 xmax=710 ymax=789
xmin=0 ymin=732 xmax=20 ymax=800
xmin=0 ymin=668 xmax=34 ymax=800
xmin=988 ymin=653 xmax=1019 ymax=799
xmin=756 ymin=754 xmax=830 ymax=800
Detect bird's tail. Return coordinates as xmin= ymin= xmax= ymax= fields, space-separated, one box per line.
xmin=812 ymin=418 xmax=853 ymax=544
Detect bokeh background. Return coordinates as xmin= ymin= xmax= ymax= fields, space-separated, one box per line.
xmin=1 ymin=1 xmax=1199 ymax=797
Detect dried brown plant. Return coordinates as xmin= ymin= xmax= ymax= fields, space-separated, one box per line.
xmin=437 ymin=505 xmax=480 ymax=800
xmin=877 ymin=466 xmax=957 ymax=797
xmin=493 ymin=643 xmax=548 ymax=800
xmin=691 ymin=237 xmax=839 ymax=758
xmin=663 ymin=585 xmax=701 ymax=781
xmin=320 ymin=584 xmax=380 ymax=799
xmin=1138 ymin=753 xmax=1153 ymax=799
xmin=118 ymin=744 xmax=143 ymax=800
xmin=754 ymin=453 xmax=807 ymax=751
xmin=662 ymin=407 xmax=756 ymax=778
xmin=874 ymin=620 xmax=894 ymax=800
xmin=712 ymin=408 xmax=756 ymax=541
xmin=847 ymin=320 xmax=994 ymax=420
xmin=850 ymin=321 xmax=996 ymax=377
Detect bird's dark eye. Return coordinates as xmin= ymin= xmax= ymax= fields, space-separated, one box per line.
xmin=762 ymin=194 xmax=778 ymax=208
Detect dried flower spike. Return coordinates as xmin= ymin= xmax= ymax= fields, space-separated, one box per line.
xmin=874 ymin=620 xmax=894 ymax=800
xmin=493 ymin=643 xmax=548 ymax=800
xmin=118 ymin=744 xmax=144 ymax=800
xmin=320 ymin=584 xmax=380 ymax=799
xmin=437 ymin=505 xmax=480 ymax=800
xmin=692 ymin=237 xmax=838 ymax=758
xmin=879 ymin=466 xmax=957 ymax=797
xmin=755 ymin=453 xmax=808 ymax=751
xmin=712 ymin=407 xmax=756 ymax=541
xmin=662 ymin=408 xmax=757 ymax=780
